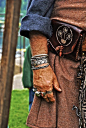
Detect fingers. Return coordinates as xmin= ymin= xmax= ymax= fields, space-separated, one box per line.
xmin=33 ymin=87 xmax=55 ymax=102
xmin=53 ymin=75 xmax=62 ymax=92
xmin=47 ymin=92 xmax=55 ymax=102
xmin=43 ymin=95 xmax=49 ymax=102
xmin=43 ymin=92 xmax=55 ymax=102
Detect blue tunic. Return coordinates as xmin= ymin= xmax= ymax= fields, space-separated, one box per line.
xmin=20 ymin=0 xmax=55 ymax=38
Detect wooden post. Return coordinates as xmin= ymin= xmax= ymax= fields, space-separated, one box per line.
xmin=0 ymin=0 xmax=21 ymax=127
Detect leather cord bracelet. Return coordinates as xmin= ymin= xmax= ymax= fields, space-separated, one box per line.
xmin=31 ymin=54 xmax=49 ymax=70
xmin=31 ymin=63 xmax=49 ymax=70
xmin=31 ymin=54 xmax=48 ymax=58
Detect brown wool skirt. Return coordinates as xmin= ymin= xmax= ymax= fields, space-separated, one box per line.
xmin=26 ymin=51 xmax=80 ymax=128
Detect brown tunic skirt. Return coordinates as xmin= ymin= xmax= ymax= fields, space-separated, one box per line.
xmin=26 ymin=52 xmax=80 ymax=128
xmin=51 ymin=0 xmax=86 ymax=31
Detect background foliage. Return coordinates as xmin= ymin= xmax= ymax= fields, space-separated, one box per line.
xmin=0 ymin=0 xmax=29 ymax=49
xmin=0 ymin=0 xmax=28 ymax=16
xmin=0 ymin=0 xmax=6 ymax=14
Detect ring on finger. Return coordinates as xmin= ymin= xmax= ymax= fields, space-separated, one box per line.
xmin=47 ymin=91 xmax=52 ymax=94
xmin=35 ymin=91 xmax=46 ymax=97
xmin=33 ymin=87 xmax=37 ymax=92
xmin=34 ymin=88 xmax=53 ymax=97
xmin=35 ymin=91 xmax=41 ymax=97
xmin=41 ymin=92 xmax=46 ymax=97
xmin=41 ymin=91 xmax=52 ymax=97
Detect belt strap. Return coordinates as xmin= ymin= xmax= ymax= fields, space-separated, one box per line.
xmin=82 ymin=36 xmax=86 ymax=52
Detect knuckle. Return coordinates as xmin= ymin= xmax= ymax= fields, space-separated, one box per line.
xmin=33 ymin=81 xmax=37 ymax=86
xmin=48 ymin=94 xmax=53 ymax=98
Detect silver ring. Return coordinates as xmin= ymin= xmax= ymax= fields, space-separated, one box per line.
xmin=35 ymin=91 xmax=46 ymax=97
xmin=33 ymin=88 xmax=37 ymax=92
xmin=35 ymin=91 xmax=41 ymax=97
xmin=33 ymin=87 xmax=53 ymax=97
xmin=47 ymin=91 xmax=52 ymax=94
xmin=41 ymin=92 xmax=46 ymax=97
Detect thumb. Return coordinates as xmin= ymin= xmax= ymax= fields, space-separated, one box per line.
xmin=53 ymin=76 xmax=62 ymax=92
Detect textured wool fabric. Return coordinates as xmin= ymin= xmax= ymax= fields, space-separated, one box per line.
xmin=26 ymin=52 xmax=80 ymax=128
xmin=20 ymin=0 xmax=55 ymax=38
xmin=51 ymin=0 xmax=86 ymax=31
xmin=20 ymin=0 xmax=86 ymax=38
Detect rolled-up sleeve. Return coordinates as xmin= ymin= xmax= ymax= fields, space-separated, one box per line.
xmin=20 ymin=0 xmax=55 ymax=38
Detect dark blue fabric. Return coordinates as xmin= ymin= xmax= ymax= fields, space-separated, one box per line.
xmin=29 ymin=88 xmax=34 ymax=111
xmin=20 ymin=0 xmax=55 ymax=38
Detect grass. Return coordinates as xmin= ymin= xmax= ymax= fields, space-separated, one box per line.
xmin=9 ymin=89 xmax=29 ymax=128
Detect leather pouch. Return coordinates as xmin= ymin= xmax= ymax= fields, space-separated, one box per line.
xmin=48 ymin=19 xmax=85 ymax=61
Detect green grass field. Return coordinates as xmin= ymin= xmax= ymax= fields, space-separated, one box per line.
xmin=9 ymin=89 xmax=29 ymax=128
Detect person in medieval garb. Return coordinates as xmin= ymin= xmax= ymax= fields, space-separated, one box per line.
xmin=20 ymin=0 xmax=86 ymax=127
xmin=22 ymin=45 xmax=34 ymax=111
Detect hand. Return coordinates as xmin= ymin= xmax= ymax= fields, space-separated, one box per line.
xmin=33 ymin=65 xmax=62 ymax=102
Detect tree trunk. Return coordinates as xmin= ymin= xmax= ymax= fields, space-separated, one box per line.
xmin=0 ymin=0 xmax=21 ymax=127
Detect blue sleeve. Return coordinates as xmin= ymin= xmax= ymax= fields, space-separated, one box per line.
xmin=20 ymin=0 xmax=55 ymax=38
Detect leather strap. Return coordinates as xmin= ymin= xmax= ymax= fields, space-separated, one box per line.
xmin=82 ymin=36 xmax=86 ymax=52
